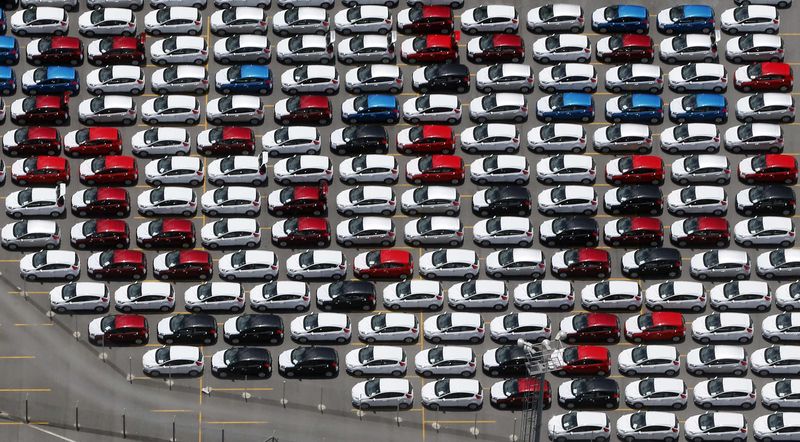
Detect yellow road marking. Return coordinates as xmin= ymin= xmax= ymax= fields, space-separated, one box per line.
xmin=0 ymin=388 xmax=50 ymax=392
xmin=0 ymin=356 xmax=35 ymax=359
xmin=205 ymin=421 xmax=267 ymax=425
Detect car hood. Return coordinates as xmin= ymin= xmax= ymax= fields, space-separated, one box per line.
xmin=157 ymin=317 xmax=172 ymax=336
xmin=87 ymin=317 xmax=104 ymax=339
xmin=621 ymin=250 xmax=638 ymax=271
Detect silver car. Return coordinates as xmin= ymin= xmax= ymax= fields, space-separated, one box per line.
xmin=151 ymin=36 xmax=209 ymax=66
xmin=1 ymin=220 xmax=60 ymax=250
xmin=210 ymin=7 xmax=269 ymax=36
xmin=400 ymin=186 xmax=460 ymax=216
xmin=273 ymin=7 xmax=329 ymax=36
xmin=726 ymin=34 xmax=783 ymax=63
xmin=526 ymin=4 xmax=584 ymax=33
xmin=671 ymin=155 xmax=731 ymax=185
xmin=151 ymin=65 xmax=208 ymax=95
xmin=213 ymin=35 xmax=272 ymax=64
xmin=527 ymin=123 xmax=586 ymax=154
xmin=345 ymin=65 xmax=403 ymax=94
xmin=605 ymin=63 xmax=663 ymax=94
xmin=660 ymin=34 xmax=718 ymax=64
xmin=280 ymin=65 xmax=339 ymax=95
xmin=143 ymin=7 xmax=203 ymax=36
xmin=539 ymin=63 xmax=597 ymax=93
xmin=86 ymin=65 xmax=145 ymax=95
xmin=334 ymin=6 xmax=392 ymax=35
xmin=337 ymin=33 xmax=395 ymax=65
xmin=476 ymin=63 xmax=535 ymax=93
xmin=87 ymin=0 xmax=140 ymax=10
xmin=724 ymin=123 xmax=784 ymax=154
xmin=276 ymin=34 xmax=334 ymax=64
xmin=404 ymin=216 xmax=463 ymax=247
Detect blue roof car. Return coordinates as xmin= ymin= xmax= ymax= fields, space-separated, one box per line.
xmin=0 ymin=36 xmax=19 ymax=65
xmin=537 ymin=92 xmax=595 ymax=122
xmin=670 ymin=93 xmax=728 ymax=124
xmin=657 ymin=5 xmax=715 ymax=34
xmin=215 ymin=65 xmax=272 ymax=94
xmin=592 ymin=5 xmax=649 ymax=34
xmin=22 ymin=66 xmax=79 ymax=96
xmin=0 ymin=66 xmax=15 ymax=95
xmin=606 ymin=93 xmax=664 ymax=124
xmin=343 ymin=94 xmax=400 ymax=124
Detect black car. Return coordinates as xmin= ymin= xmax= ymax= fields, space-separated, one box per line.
xmin=540 ymin=217 xmax=599 ymax=248
xmin=483 ymin=345 xmax=529 ymax=377
xmin=472 ymin=186 xmax=532 ymax=217
xmin=737 ymin=185 xmax=796 ymax=216
xmin=278 ymin=346 xmax=339 ymax=378
xmin=157 ymin=314 xmax=217 ymax=345
xmin=317 ymin=281 xmax=377 ymax=311
xmin=211 ymin=347 xmax=272 ymax=379
xmin=223 ymin=314 xmax=284 ymax=345
xmin=413 ymin=64 xmax=470 ymax=94
xmin=331 ymin=125 xmax=389 ymax=155
xmin=604 ymin=185 xmax=663 ymax=216
xmin=557 ymin=378 xmax=620 ymax=409
xmin=621 ymin=247 xmax=682 ymax=279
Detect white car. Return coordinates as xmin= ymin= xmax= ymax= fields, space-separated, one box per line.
xmin=691 ymin=251 xmax=751 ymax=280
xmin=487 ymin=248 xmax=547 ymax=279
xmin=447 ymin=280 xmax=508 ymax=310
xmin=218 ymin=250 xmax=277 ymax=281
xmin=273 ymin=7 xmax=329 ymax=37
xmin=200 ymin=218 xmax=260 ymax=249
xmin=402 ymin=94 xmax=461 ymax=124
xmin=114 ymin=282 xmax=175 ymax=312
xmin=616 ymin=412 xmax=680 ymax=442
xmin=424 ymin=312 xmax=483 ymax=344
xmin=720 ymin=6 xmax=780 ymax=34
xmin=472 ymin=217 xmax=533 ymax=247
xmin=50 ymin=282 xmax=108 ymax=313
xmin=7 ymin=184 xmax=65 ymax=219
xmin=660 ymin=34 xmax=718 ymax=64
xmin=490 ymin=312 xmax=550 ymax=344
xmin=752 ymin=345 xmax=800 ymax=375
xmin=249 ymin=281 xmax=309 ymax=312
xmin=141 ymin=95 xmax=200 ymax=125
xmin=461 ymin=5 xmax=518 ymax=34
xmin=213 ymin=35 xmax=271 ymax=65
xmin=762 ymin=312 xmax=800 ymax=342
xmin=337 ymin=186 xmax=395 ymax=217
xmin=668 ymin=63 xmax=728 ymax=93
xmin=1 ymin=220 xmax=59 ymax=251
xmin=345 ymin=65 xmax=403 ymax=94
xmin=419 ymin=249 xmax=479 ymax=280
xmin=692 ymin=313 xmax=754 ymax=344
xmin=754 ymin=412 xmax=800 ymax=442
xmin=532 ymin=34 xmax=591 ymax=64
xmin=184 ymin=282 xmax=244 ymax=313
xmin=142 ymin=346 xmax=203 ymax=377
xmin=20 ymin=250 xmax=80 ymax=281
xmin=138 ymin=187 xmax=196 ymax=217
xmin=625 ymin=378 xmax=688 ymax=409
xmin=661 ymin=124 xmax=720 ymax=154
xmin=527 ymin=123 xmax=586 ymax=154
xmin=207 ymin=153 xmax=268 ymax=186
xmin=280 ymin=65 xmax=339 ymax=96
xmin=470 ymin=155 xmax=529 ymax=185
xmin=337 ymin=34 xmax=395 ymax=65
xmin=538 ymin=185 xmax=597 ymax=216
xmin=686 ymin=345 xmax=748 ymax=376
xmin=548 ymin=412 xmax=610 ymax=442
xmin=476 ymin=64 xmax=535 ymax=94
xmin=758 ymin=249 xmax=800 ymax=279
xmin=460 ymin=124 xmax=520 ymax=154
xmin=671 ymin=155 xmax=730 ymax=185
xmin=78 ymin=8 xmax=136 ymax=37
xmin=734 ymin=216 xmax=794 ymax=247
xmin=335 ymin=216 xmax=394 ymax=247
xmin=618 ymin=345 xmax=681 ymax=376
xmin=78 ymin=96 xmax=137 ymax=125
xmin=685 ymin=413 xmax=748 ymax=442
xmin=605 ymin=63 xmax=663 ymax=93
xmin=736 ymin=93 xmax=795 ymax=123
xmin=151 ymin=36 xmax=209 ymax=66
xmin=593 ymin=124 xmax=652 ymax=154
xmin=351 ymin=378 xmax=413 ymax=410
xmin=761 ymin=380 xmax=800 ymax=410
xmin=340 ymin=154 xmax=398 ymax=185
xmin=201 ymin=186 xmax=260 ymax=217
xmin=539 ymin=63 xmax=596 ymax=94
xmin=207 ymin=95 xmax=264 ymax=125
xmin=469 ymin=93 xmax=527 ymax=124
xmin=667 ymin=186 xmax=727 ymax=216
xmin=581 ymin=280 xmax=641 ymax=311
xmin=151 ymin=65 xmax=208 ymax=95
xmin=86 ymin=65 xmax=144 ymax=95
xmin=513 ymin=280 xmax=574 ymax=311
xmin=345 ymin=345 xmax=407 ymax=377
xmin=526 ymin=3 xmax=583 ymax=33
xmin=415 ymin=346 xmax=475 ymax=378
xmin=210 ymin=7 xmax=268 ymax=36
xmin=710 ymin=280 xmax=770 ymax=311
xmin=286 ymin=250 xmax=346 ymax=281
xmin=290 ymin=312 xmax=350 ymax=343
xmin=726 ymin=34 xmax=783 ymax=64
xmin=11 ymin=7 xmax=69 ymax=36
xmin=275 ymin=34 xmax=334 ymax=64
xmin=261 ymin=126 xmax=320 ymax=157
xmin=134 ymin=128 xmax=192 ymax=158
xmin=144 ymin=7 xmax=202 ymax=36
xmin=421 ymin=379 xmax=483 ymax=411
xmin=357 ymin=313 xmax=418 ymax=344
xmin=400 ymin=186 xmax=459 ymax=216
xmin=777 ymin=281 xmax=800 ymax=311
xmin=382 ymin=280 xmax=443 ymax=311
xmin=274 ymin=155 xmax=332 ymax=185
xmin=645 ymin=281 xmax=706 ymax=312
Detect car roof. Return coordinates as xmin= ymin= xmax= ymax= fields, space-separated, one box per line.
xmin=680 ymin=5 xmax=714 ymax=18
xmin=23 ymin=220 xmax=58 ymax=234
xmin=160 ymin=218 xmax=193 ymax=233
xmin=103 ymin=155 xmax=135 ymax=169
xmin=760 ymin=92 xmax=794 ymax=107
xmin=621 ymin=34 xmax=652 ymax=48
xmin=444 ymin=378 xmax=480 ymax=394
xmin=376 ymin=249 xmax=412 ymax=264
xmin=681 ymin=34 xmax=715 ymax=47
xmin=616 ymin=5 xmax=648 ymax=18
xmin=429 ymin=154 xmax=462 ymax=170
xmin=585 ymin=313 xmax=618 ymax=328
xmin=366 ymin=94 xmax=397 ymax=109
xmin=108 ymin=250 xmax=143 ymax=264
xmin=500 ymin=63 xmax=532 ymax=76
xmin=420 ymin=125 xmax=452 ymax=140
xmin=695 ymin=217 xmax=729 ymax=231
xmin=316 ymin=312 xmax=348 ymax=327
xmin=715 ymin=312 xmax=752 ymax=328
xmin=114 ymin=314 xmax=147 ymax=329
xmin=168 ymin=345 xmax=201 ymax=360
xmin=44 ymin=250 xmax=78 ymax=265
xmin=95 ymin=219 xmax=127 ymax=233
xmin=561 ymin=92 xmax=593 ymax=107
xmin=650 ymin=378 xmax=686 ymax=392
xmin=0 ymin=36 xmax=16 ymax=50
xmin=101 ymin=95 xmax=134 ymax=109
xmin=44 ymin=66 xmax=76 ymax=81
xmin=629 ymin=217 xmax=662 ymax=231
xmin=299 ymin=346 xmax=337 ymax=361
xmin=96 ymin=187 xmax=127 ymax=201
xmin=238 ymin=64 xmax=270 ymax=80
xmin=35 ymin=95 xmax=66 ymax=109
xmin=631 ymin=155 xmax=662 ymax=170
xmin=759 ymin=216 xmax=794 ymax=231
xmin=556 ymin=216 xmax=598 ymax=231
xmin=201 ymin=282 xmax=242 ymax=296
xmin=292 ymin=186 xmax=323 ymax=201
xmin=102 ymin=8 xmax=135 ymax=21
xmin=310 ymin=250 xmax=345 ymax=263
xmin=747 ymin=34 xmax=783 ymax=47
xmin=714 ymin=250 xmax=749 ymax=264
xmin=111 ymin=36 xmax=142 ymax=51
xmin=177 ymin=250 xmax=211 ymax=264
xmin=294 ymin=217 xmax=327 ymax=232
xmin=561 ymin=185 xmax=595 ymax=200
xmin=221 ymin=218 xmax=257 ymax=232
xmin=491 ymin=34 xmax=523 ymax=47
xmin=510 ymin=248 xmax=544 ymax=262
xmin=370 ymin=345 xmax=404 ymax=360
xmin=649 ymin=312 xmax=684 ymax=327
xmin=298 ymin=95 xmax=329 ymax=110
xmin=577 ymin=248 xmax=609 ymax=262
xmin=629 ymin=94 xmax=662 ymax=109
xmin=35 ymin=156 xmax=67 ymax=170
xmin=642 ymin=344 xmax=679 ymax=359
xmin=384 ymin=312 xmax=416 ymax=327
xmin=421 ymin=5 xmax=452 ymax=18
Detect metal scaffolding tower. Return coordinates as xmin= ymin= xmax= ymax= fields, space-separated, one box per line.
xmin=516 ymin=337 xmax=567 ymax=442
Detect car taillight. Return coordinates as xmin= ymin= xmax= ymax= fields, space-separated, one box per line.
xmin=52 ymin=234 xmax=59 ymax=240
xmin=680 ymin=393 xmax=686 ymax=399
xmin=712 ymin=46 xmax=717 ymax=53
xmin=410 ymin=328 xmax=417 ymax=333
xmin=656 ymin=78 xmax=663 ymax=83
xmin=747 ymin=327 xmax=753 ymax=333
xmin=740 ymin=360 xmax=747 ymax=365
xmin=455 ymin=231 xmax=464 ymax=237
xmin=740 ymin=428 xmax=746 ymax=433
xmin=60 ymin=21 xmax=66 ymax=26
xmin=343 ymin=328 xmax=350 ymax=333
xmin=194 ymin=20 xmax=201 ymax=25
xmin=435 ymin=294 xmax=443 ymax=300
xmin=195 ymin=361 xmax=203 ymax=366
xmin=567 ymin=294 xmax=574 ymax=300
xmin=471 ymin=264 xmax=478 ymax=269
xmin=538 ymin=262 xmax=545 ymax=268
xmin=388 ymin=231 xmax=395 ymax=237
xmin=603 ymin=427 xmax=609 ymax=433
xmin=71 ymin=265 xmax=78 ymax=270
xmin=744 ymin=264 xmax=750 ymax=271
xmin=673 ymin=360 xmax=680 ymax=365
xmin=521 ymin=106 xmax=527 ymax=112
xmin=263 ymin=48 xmax=270 ymax=53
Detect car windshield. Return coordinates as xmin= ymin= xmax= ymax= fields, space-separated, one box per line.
xmin=12 ymin=221 xmax=28 ymax=238
xmin=485 ymin=217 xmax=504 ymax=235
xmin=545 ymin=36 xmax=561 ymax=51
xmin=196 ymin=284 xmax=216 ymax=301
xmin=100 ymin=315 xmax=116 ymax=331
xmin=358 ymin=346 xmax=374 ymax=364
xmin=673 ymin=125 xmax=691 ymax=141
xmin=21 ymin=98 xmax=37 ymax=112
xmin=145 ymin=220 xmax=165 ymax=238
xmin=413 ymin=37 xmax=427 ymax=52
xmin=738 ymin=34 xmax=756 ymax=51
xmin=416 ymin=217 xmax=434 ymax=234
xmin=776 ymin=380 xmax=792 ymax=396
xmin=749 ymin=94 xmax=766 ymax=110
xmin=631 ymin=346 xmax=649 ymax=363
xmin=487 ymin=64 xmax=505 ymax=81
xmin=22 ymin=157 xmax=37 ymax=172
xmin=498 ymin=248 xmax=515 ymax=266
xmin=539 ymin=124 xmax=556 ymax=141
xmin=768 ymin=414 xmax=784 ymax=431
xmin=658 ymin=283 xmax=676 ymax=299
xmin=364 ymin=379 xmax=381 ymax=397
xmin=224 ymin=36 xmax=241 ymax=51
xmin=503 ymin=379 xmax=519 ymax=396
xmin=698 ymin=413 xmax=715 ymax=431
xmin=436 ymin=313 xmax=452 ymax=330
xmin=681 ymin=64 xmax=697 ymax=80
xmin=765 ymin=346 xmax=782 ymax=364
xmin=771 ymin=249 xmax=787 ymax=266
xmin=680 ymin=187 xmax=697 ymax=203
xmin=481 ymin=95 xmax=497 ymax=110
xmin=503 ymin=314 xmax=519 ymax=330
xmin=592 ymin=282 xmax=611 ymax=299
xmin=60 ymin=282 xmax=76 ymax=300
xmin=526 ymin=281 xmax=543 ymax=296
xmin=230 ymin=251 xmax=248 ymax=268
xmin=608 ymin=36 xmax=623 ymax=50
xmin=298 ymin=251 xmax=314 ymax=267
xmin=478 ymin=35 xmax=494 ymax=51
xmin=606 ymin=124 xmax=625 ymax=141
xmin=349 ymin=36 xmax=365 ymax=52
xmin=563 ymin=250 xmax=579 ymax=266
xmin=548 ymin=155 xmax=565 ymax=171
xmin=415 ymin=95 xmax=430 ymax=111
xmin=33 ymin=68 xmax=50 ymax=83
xmin=572 ymin=315 xmax=588 ymax=330
xmin=703 ymin=252 xmax=720 ymax=268
xmin=282 ymin=218 xmax=299 ymax=235
xmin=348 ymin=218 xmax=363 ymax=234
xmin=370 ymin=314 xmax=386 ymax=330
xmin=214 ymin=187 xmax=233 ymax=204
xmin=427 ymin=346 xmax=445 ymax=363
xmin=562 ymin=347 xmax=578 ymax=363
xmin=82 ymin=189 xmax=97 ymax=203
xmin=350 ymin=155 xmax=368 ymax=172
xmin=615 ymin=64 xmax=634 ymax=81
xmin=672 ymin=36 xmax=689 ymax=52
xmin=638 ymin=379 xmax=655 ymax=396
xmin=749 ymin=186 xmax=768 ymax=202
xmin=90 ymin=97 xmax=107 ymax=113
xmin=561 ymin=413 xmax=579 ymax=431
xmin=155 ymin=347 xmax=171 ymax=365
xmin=747 ymin=63 xmax=763 ymax=78
xmin=682 ymin=156 xmax=703 ymax=173
xmin=634 ymin=248 xmax=657 ymax=264
xmin=550 ymin=187 xmax=567 ymax=203
xmin=22 ymin=9 xmax=37 ymax=23
xmin=213 ymin=220 xmax=229 ymax=236
xmin=156 ymin=9 xmax=171 ymax=23
xmin=732 ymin=7 xmax=750 ymax=22
xmin=353 ymin=95 xmax=370 ymax=112
xmin=548 ymin=94 xmax=564 ymax=109
xmin=292 ymin=65 xmax=312 ymax=82
xmin=699 ymin=346 xmax=716 ymax=363
xmin=284 ymin=155 xmax=302 ymax=172
xmin=747 ymin=217 xmax=765 ymax=234
xmin=91 ymin=157 xmax=106 ymax=173
xmin=303 ymin=314 xmax=318 ymax=330
xmin=290 ymin=347 xmax=307 ymax=364
xmin=99 ymin=251 xmax=114 ymax=267
xmin=777 ymin=312 xmax=793 ymax=330
xmin=82 ymin=219 xmax=97 ymax=236
xmin=630 ymin=412 xmax=647 ymax=431
xmin=737 ymin=124 xmax=755 ymax=141
xmin=168 ymin=315 xmax=186 ymax=330
xmin=705 ymin=314 xmax=722 ymax=331
xmin=618 ymin=95 xmax=634 ymax=110
xmin=434 ymin=380 xmax=450 ymax=397
xmin=572 ymin=380 xmax=588 ymax=396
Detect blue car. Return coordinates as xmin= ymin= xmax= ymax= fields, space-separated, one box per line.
xmin=0 ymin=36 xmax=18 ymax=65
xmin=216 ymin=65 xmax=272 ymax=95
xmin=669 ymin=93 xmax=728 ymax=124
xmin=592 ymin=5 xmax=649 ymax=34
xmin=606 ymin=93 xmax=664 ymax=124
xmin=657 ymin=5 xmax=715 ymax=35
xmin=21 ymin=66 xmax=79 ymax=96
xmin=0 ymin=66 xmax=14 ymax=95
xmin=0 ymin=10 xmax=6 ymax=35
xmin=342 ymin=94 xmax=400 ymax=124
xmin=537 ymin=92 xmax=595 ymax=122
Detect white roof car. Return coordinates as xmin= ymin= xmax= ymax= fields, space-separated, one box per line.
xmin=357 ymin=312 xmax=418 ymax=343
xmin=414 ymin=346 xmax=475 ymax=377
xmin=671 ymin=155 xmax=730 ymax=185
xmin=213 ymin=35 xmax=271 ymax=64
xmin=532 ymin=34 xmax=591 ymax=63
xmin=337 ymin=34 xmax=395 ymax=64
xmin=0 ymin=219 xmax=59 ymax=250
xmin=351 ymin=378 xmax=413 ymax=410
xmin=20 ymin=250 xmax=80 ymax=281
xmin=85 ymin=65 xmax=144 ymax=95
xmin=273 ymin=155 xmax=332 ymax=185
xmin=206 ymin=95 xmax=264 ymax=125
xmin=207 ymin=153 xmax=268 ymax=186
xmin=593 ymin=123 xmax=651 ymax=152
xmin=726 ymin=34 xmax=783 ymax=62
xmin=461 ymin=6 xmax=518 ymax=33
xmin=201 ymin=186 xmax=260 ymax=217
xmin=419 ymin=249 xmax=479 ymax=279
xmin=218 ymin=250 xmax=277 ymax=281
xmin=78 ymin=8 xmax=136 ymax=37
xmin=286 ymin=250 xmax=346 ymax=280
xmin=752 ymin=345 xmax=800 ymax=375
xmin=134 ymin=127 xmax=191 ymax=158
xmin=249 ymin=281 xmax=309 ymax=312
xmin=616 ymin=412 xmax=679 ymax=441
xmin=77 ymin=95 xmax=136 ymax=125
xmin=114 ymin=281 xmax=175 ymax=312
xmin=473 ymin=217 xmax=533 ymax=247
xmin=486 ymin=248 xmax=547 ymax=279
xmin=447 ymin=280 xmax=508 ymax=310
xmin=402 ymin=94 xmax=461 ymax=124
xmin=209 ymin=7 xmax=268 ymax=35
xmin=618 ymin=345 xmax=681 ymax=376
xmin=50 ymin=282 xmax=108 ymax=313
xmin=382 ymin=280 xmax=443 ymax=311
xmin=475 ymin=63 xmax=534 ymax=93
xmin=333 ymin=6 xmax=390 ymax=34
xmin=151 ymin=36 xmax=208 ymax=65
xmin=273 ymin=7 xmax=328 ymax=36
xmin=143 ymin=7 xmax=202 ymax=36
xmin=758 ymin=249 xmax=800 ymax=279
xmin=691 ymin=250 xmax=751 ymax=280
xmin=489 ymin=312 xmax=550 ymax=343
xmin=537 ymin=185 xmax=597 ymax=215
xmin=660 ymin=123 xmax=720 ymax=154
xmin=184 ymin=282 xmax=244 ymax=312
xmin=151 ymin=65 xmax=207 ymax=95
xmin=686 ymin=345 xmax=748 ymax=375
xmin=548 ymin=412 xmax=609 ymax=441
xmin=720 ymin=6 xmax=780 ymax=34
xmin=581 ymin=280 xmax=641 ymax=311
xmin=685 ymin=413 xmax=747 ymax=441
xmin=659 ymin=34 xmax=717 ymax=63
xmin=692 ymin=313 xmax=754 ymax=344
xmin=280 ymin=65 xmax=338 ymax=95
xmin=423 ymin=312 xmax=483 ymax=343
xmin=460 ymin=123 xmax=520 ymax=154
xmin=469 ymin=93 xmax=527 ymax=123
xmin=470 ymin=155 xmax=529 ymax=185
xmin=339 ymin=154 xmax=397 ymax=185
xmin=261 ymin=126 xmax=320 ymax=157
xmin=345 ymin=345 xmax=406 ymax=377
xmin=527 ymin=123 xmax=586 ymax=153
xmin=142 ymin=345 xmax=203 ymax=376
xmin=734 ymin=216 xmax=794 ymax=247
xmin=140 ymin=95 xmax=200 ymax=125
xmin=400 ymin=186 xmax=459 ymax=216
xmin=761 ymin=379 xmax=800 ymax=410
xmin=754 ymin=412 xmax=800 ymax=441
xmin=420 ymin=378 xmax=482 ymax=410
xmin=137 ymin=186 xmax=196 ymax=216
xmin=10 ymin=7 xmax=68 ymax=35
xmin=624 ymin=378 xmax=688 ymax=409
xmin=736 ymin=93 xmax=794 ymax=122
xmin=644 ymin=281 xmax=705 ymax=311
xmin=526 ymin=4 xmax=584 ymax=33
xmin=6 ymin=184 xmax=65 ymax=218
xmin=336 ymin=185 xmax=395 ymax=217
xmin=276 ymin=34 xmax=333 ymax=63
xmin=605 ymin=64 xmax=663 ymax=93
xmin=667 ymin=186 xmax=727 ymax=216
xmin=668 ymin=63 xmax=727 ymax=92
xmin=289 ymin=312 xmax=350 ymax=343
xmin=513 ymin=280 xmax=574 ymax=311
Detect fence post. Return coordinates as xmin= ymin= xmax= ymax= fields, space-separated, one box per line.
xmin=280 ymin=381 xmax=287 ymax=408
xmin=122 ymin=409 xmax=127 ymax=439
xmin=127 ymin=356 xmax=134 ymax=383
xmin=317 ymin=387 xmax=325 ymax=414
xmin=24 ymin=393 xmax=29 ymax=424
xmin=171 ymin=415 xmax=176 ymax=442
xmin=469 ymin=411 xmax=479 ymax=439
xmin=75 ymin=401 xmax=79 ymax=432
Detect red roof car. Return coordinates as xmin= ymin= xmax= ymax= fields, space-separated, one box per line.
xmin=136 ymin=218 xmax=196 ymax=249
xmin=64 ymin=128 xmax=123 ymax=157
xmin=739 ymin=154 xmax=798 ymax=184
xmin=398 ymin=5 xmax=454 ymax=34
xmin=624 ymin=312 xmax=685 ymax=343
xmin=552 ymin=248 xmax=611 ymax=279
xmin=556 ymin=346 xmax=611 ymax=377
xmin=275 ymin=96 xmax=332 ymax=125
xmin=671 ymin=217 xmax=729 ymax=248
xmin=396 ymin=125 xmax=456 ymax=155
xmin=406 ymin=154 xmax=465 ymax=185
xmin=490 ymin=378 xmax=551 ymax=410
xmin=71 ymin=219 xmax=130 ymax=250
xmin=89 ymin=314 xmax=149 ymax=346
xmin=198 ymin=127 xmax=255 ymax=156
xmin=561 ymin=313 xmax=621 ymax=344
xmin=402 ymin=34 xmax=459 ymax=63
xmin=735 ymin=62 xmax=793 ymax=92
xmin=80 ymin=155 xmax=138 ymax=186
xmin=271 ymin=217 xmax=331 ymax=248
xmin=27 ymin=36 xmax=84 ymax=66
xmin=597 ymin=35 xmax=654 ymax=63
xmin=88 ymin=250 xmax=147 ymax=280
xmin=604 ymin=217 xmax=663 ymax=247
xmin=11 ymin=156 xmax=70 ymax=186
xmin=12 ymin=95 xmax=69 ymax=125
xmin=154 ymin=250 xmax=213 ymax=281
xmin=72 ymin=187 xmax=130 ymax=218
xmin=268 ymin=183 xmax=328 ymax=217
xmin=354 ymin=249 xmax=414 ymax=280
xmin=88 ymin=34 xmax=146 ymax=66
xmin=467 ymin=34 xmax=524 ymax=64
xmin=2 ymin=127 xmax=62 ymax=156
xmin=606 ymin=155 xmax=665 ymax=185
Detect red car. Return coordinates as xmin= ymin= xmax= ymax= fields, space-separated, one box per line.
xmin=406 ymin=154 xmax=465 ymax=185
xmin=154 ymin=250 xmax=213 ymax=281
xmin=71 ymin=219 xmax=129 ymax=250
xmin=27 ymin=36 xmax=84 ymax=66
xmin=63 ymin=128 xmax=123 ymax=157
xmin=396 ymin=125 xmax=456 ymax=155
xmin=491 ymin=378 xmax=551 ymax=410
xmin=739 ymin=154 xmax=798 ymax=184
xmin=467 ymin=34 xmax=525 ymax=64
xmin=552 ymin=248 xmax=611 ymax=279
xmin=11 ymin=156 xmax=70 ymax=186
xmin=88 ymin=34 xmax=146 ymax=66
xmin=606 ymin=155 xmax=664 ymax=185
xmin=671 ymin=217 xmax=729 ymax=248
xmin=275 ymin=96 xmax=332 ymax=125
xmin=72 ymin=187 xmax=130 ymax=218
xmin=402 ymin=34 xmax=458 ymax=63
xmin=269 ymin=183 xmax=328 ymax=217
xmin=90 ymin=314 xmax=149 ymax=346
xmin=597 ymin=34 xmax=654 ymax=63
xmin=624 ymin=312 xmax=685 ymax=343
xmin=2 ymin=127 xmax=62 ymax=156
xmin=604 ymin=217 xmax=663 ymax=247
xmin=137 ymin=218 xmax=195 ymax=249
xmin=80 ymin=155 xmax=138 ymax=186
xmin=88 ymin=250 xmax=147 ymax=280
xmin=198 ymin=127 xmax=255 ymax=156
xmin=354 ymin=249 xmax=414 ymax=280
xmin=556 ymin=346 xmax=611 ymax=377
xmin=735 ymin=62 xmax=793 ymax=92
xmin=11 ymin=95 xmax=69 ymax=125
xmin=398 ymin=5 xmax=454 ymax=34
xmin=561 ymin=313 xmax=620 ymax=344
xmin=271 ymin=217 xmax=331 ymax=248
